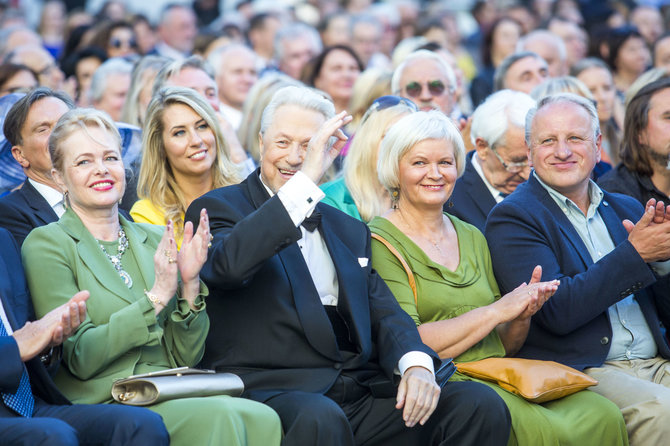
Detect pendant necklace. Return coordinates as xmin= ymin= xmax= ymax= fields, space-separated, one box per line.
xmin=99 ymin=227 xmax=133 ymax=288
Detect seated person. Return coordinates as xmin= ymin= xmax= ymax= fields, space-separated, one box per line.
xmin=185 ymin=85 xmax=512 ymax=446
xmin=321 ymin=95 xmax=417 ymax=221
xmin=369 ymin=110 xmax=628 ymax=446
xmin=131 ymin=87 xmax=240 ymax=248
xmin=486 ymin=92 xmax=670 ymax=445
xmin=0 ymin=227 xmax=169 ymax=446
xmin=22 ymin=108 xmax=281 ymax=446
xmin=446 ymin=89 xmax=535 ymax=232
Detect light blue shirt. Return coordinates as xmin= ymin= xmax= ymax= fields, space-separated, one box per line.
xmin=535 ymin=173 xmax=657 ymax=360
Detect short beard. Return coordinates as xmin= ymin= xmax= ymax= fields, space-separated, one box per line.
xmin=647 ymin=146 xmax=670 ymax=170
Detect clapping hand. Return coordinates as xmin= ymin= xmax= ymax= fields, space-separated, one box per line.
xmin=178 ymin=208 xmax=210 ymax=308
xmin=495 ymin=265 xmax=559 ymax=322
xmin=625 ymin=199 xmax=670 ymax=263
xmin=149 ymin=220 xmax=180 ymax=313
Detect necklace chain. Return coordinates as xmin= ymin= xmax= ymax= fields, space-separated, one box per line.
xmin=395 ymin=208 xmax=446 ymax=257
xmin=99 ymin=227 xmax=133 ymax=288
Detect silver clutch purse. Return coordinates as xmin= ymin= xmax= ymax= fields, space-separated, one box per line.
xmin=111 ymin=367 xmax=244 ymax=406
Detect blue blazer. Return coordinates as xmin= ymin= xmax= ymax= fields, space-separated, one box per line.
xmin=0 ymin=180 xmax=57 ymax=247
xmin=186 ymin=170 xmax=441 ymax=402
xmin=446 ymin=151 xmax=497 ymax=233
xmin=485 ymin=174 xmax=670 ymax=370
xmin=0 ymin=228 xmax=70 ymax=410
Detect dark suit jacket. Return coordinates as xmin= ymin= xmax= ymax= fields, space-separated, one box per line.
xmin=446 ymin=151 xmax=498 ymax=233
xmin=0 ymin=228 xmax=70 ymax=410
xmin=186 ymin=170 xmax=440 ymax=402
xmin=485 ymin=174 xmax=670 ymax=370
xmin=0 ymin=180 xmax=57 ymax=247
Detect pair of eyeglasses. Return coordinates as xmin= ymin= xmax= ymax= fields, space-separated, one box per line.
xmin=490 ymin=145 xmax=529 ymax=173
xmin=404 ymin=80 xmax=447 ymax=98
xmin=360 ymin=95 xmax=418 ymax=125
xmin=110 ymin=37 xmax=137 ymax=49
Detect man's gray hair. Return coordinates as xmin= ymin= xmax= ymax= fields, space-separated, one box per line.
xmin=152 ymin=55 xmax=216 ymax=97
xmin=207 ymin=43 xmax=257 ymax=77
xmin=525 ymin=92 xmax=600 ymax=146
xmin=391 ymin=49 xmax=456 ymax=94
xmin=470 ymin=89 xmax=536 ymax=148
xmin=493 ymin=51 xmax=545 ymax=92
xmin=89 ymin=58 xmax=133 ymax=103
xmin=260 ymin=86 xmax=335 ymax=135
xmin=516 ymin=30 xmax=567 ymax=63
xmin=274 ymin=23 xmax=322 ymax=61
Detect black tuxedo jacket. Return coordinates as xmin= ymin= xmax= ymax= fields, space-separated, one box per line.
xmin=0 ymin=228 xmax=70 ymax=409
xmin=186 ymin=171 xmax=439 ymax=402
xmin=0 ymin=180 xmax=57 ymax=247
xmin=445 ymin=151 xmax=497 ymax=233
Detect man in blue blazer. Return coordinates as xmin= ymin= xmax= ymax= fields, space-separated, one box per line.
xmin=446 ymin=90 xmax=535 ymax=231
xmin=0 ymin=228 xmax=169 ymax=445
xmin=187 ymin=86 xmax=510 ymax=446
xmin=486 ymin=92 xmax=670 ymax=445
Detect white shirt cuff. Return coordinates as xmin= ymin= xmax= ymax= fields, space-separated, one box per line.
xmin=397 ymin=351 xmax=435 ymax=377
xmin=651 ymin=259 xmax=670 ymax=277
xmin=276 ymin=171 xmax=325 ymax=226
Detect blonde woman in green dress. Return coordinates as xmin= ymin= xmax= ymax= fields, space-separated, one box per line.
xmin=22 ymin=108 xmax=281 ymax=446
xmin=369 ymin=111 xmax=629 ymax=445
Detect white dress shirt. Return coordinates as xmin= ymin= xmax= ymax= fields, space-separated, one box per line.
xmin=262 ymin=171 xmax=435 ymax=376
xmin=472 ymin=153 xmax=506 ymax=203
xmin=29 ymin=179 xmax=65 ymax=218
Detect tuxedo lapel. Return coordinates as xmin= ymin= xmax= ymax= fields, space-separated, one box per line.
xmin=529 ymin=175 xmax=594 ymax=267
xmin=58 ymin=210 xmax=135 ymax=305
xmin=319 ymin=211 xmax=370 ymax=359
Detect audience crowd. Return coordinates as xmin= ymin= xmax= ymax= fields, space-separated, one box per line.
xmin=3 ymin=0 xmax=670 ymax=445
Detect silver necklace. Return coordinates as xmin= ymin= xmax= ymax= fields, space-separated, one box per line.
xmin=99 ymin=227 xmax=133 ymax=288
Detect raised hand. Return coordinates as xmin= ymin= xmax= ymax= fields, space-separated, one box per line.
xmin=13 ymin=290 xmax=90 ymax=361
xmin=178 ymin=209 xmax=210 ymax=308
xmin=149 ymin=220 xmax=180 ymax=313
xmin=300 ymin=110 xmax=353 ymax=184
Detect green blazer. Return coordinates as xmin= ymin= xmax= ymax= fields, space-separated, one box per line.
xmin=22 ymin=209 xmax=209 ymax=404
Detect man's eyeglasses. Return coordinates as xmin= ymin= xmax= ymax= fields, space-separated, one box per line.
xmin=490 ymin=145 xmax=529 ymax=173
xmin=110 ymin=37 xmax=137 ymax=49
xmin=403 ymin=80 xmax=447 ymax=98
xmin=360 ymin=95 xmax=418 ymax=125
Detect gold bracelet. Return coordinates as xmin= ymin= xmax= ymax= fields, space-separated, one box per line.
xmin=144 ymin=289 xmax=164 ymax=308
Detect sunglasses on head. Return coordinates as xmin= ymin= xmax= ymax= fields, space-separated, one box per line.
xmin=404 ymin=80 xmax=446 ymax=98
xmin=360 ymin=95 xmax=418 ymax=125
xmin=110 ymin=37 xmax=137 ymax=49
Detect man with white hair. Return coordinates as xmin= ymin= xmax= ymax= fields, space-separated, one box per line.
xmin=208 ymin=44 xmax=258 ymax=130
xmin=517 ymin=30 xmax=568 ymax=77
xmin=274 ymin=23 xmax=323 ymax=80
xmin=185 ymin=85 xmax=511 ymax=446
xmin=392 ymin=50 xmax=457 ymax=117
xmin=487 ymin=93 xmax=670 ymax=445
xmin=446 ymin=89 xmax=535 ymax=232
xmin=154 ymin=4 xmax=197 ymax=60
xmin=90 ymin=58 xmax=132 ymax=122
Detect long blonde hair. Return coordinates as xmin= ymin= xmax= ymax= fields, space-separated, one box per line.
xmin=344 ymin=102 xmax=415 ymax=222
xmin=137 ymin=87 xmax=239 ymax=234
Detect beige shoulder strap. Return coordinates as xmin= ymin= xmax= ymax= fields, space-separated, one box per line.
xmin=371 ymin=233 xmax=417 ymax=307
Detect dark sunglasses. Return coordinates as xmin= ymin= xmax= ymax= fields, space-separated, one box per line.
xmin=404 ymin=80 xmax=446 ymax=98
xmin=360 ymin=95 xmax=418 ymax=125
xmin=110 ymin=37 xmax=137 ymax=49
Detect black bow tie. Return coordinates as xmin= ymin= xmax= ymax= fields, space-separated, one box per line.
xmin=301 ymin=211 xmax=322 ymax=232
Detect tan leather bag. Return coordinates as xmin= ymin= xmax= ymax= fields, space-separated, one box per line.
xmin=455 ymin=358 xmax=598 ymax=403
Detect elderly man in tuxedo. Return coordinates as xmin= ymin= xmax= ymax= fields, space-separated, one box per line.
xmin=186 ymin=86 xmax=511 ymax=446
xmin=486 ymin=92 xmax=670 ymax=446
xmin=447 ymin=89 xmax=535 ymax=232
xmin=0 ymin=228 xmax=168 ymax=445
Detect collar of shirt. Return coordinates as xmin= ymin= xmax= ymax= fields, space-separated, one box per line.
xmin=534 ymin=171 xmax=604 ymax=219
xmin=28 ymin=178 xmax=65 ymax=217
xmin=472 ymin=152 xmax=506 ymax=203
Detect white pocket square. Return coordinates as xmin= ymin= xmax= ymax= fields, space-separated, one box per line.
xmin=358 ymin=257 xmax=369 ymax=267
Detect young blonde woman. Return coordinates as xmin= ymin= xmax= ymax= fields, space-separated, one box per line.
xmin=131 ymin=87 xmax=239 ymax=248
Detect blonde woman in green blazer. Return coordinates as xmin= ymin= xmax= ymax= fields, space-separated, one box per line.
xmin=21 ymin=108 xmax=281 ymax=446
